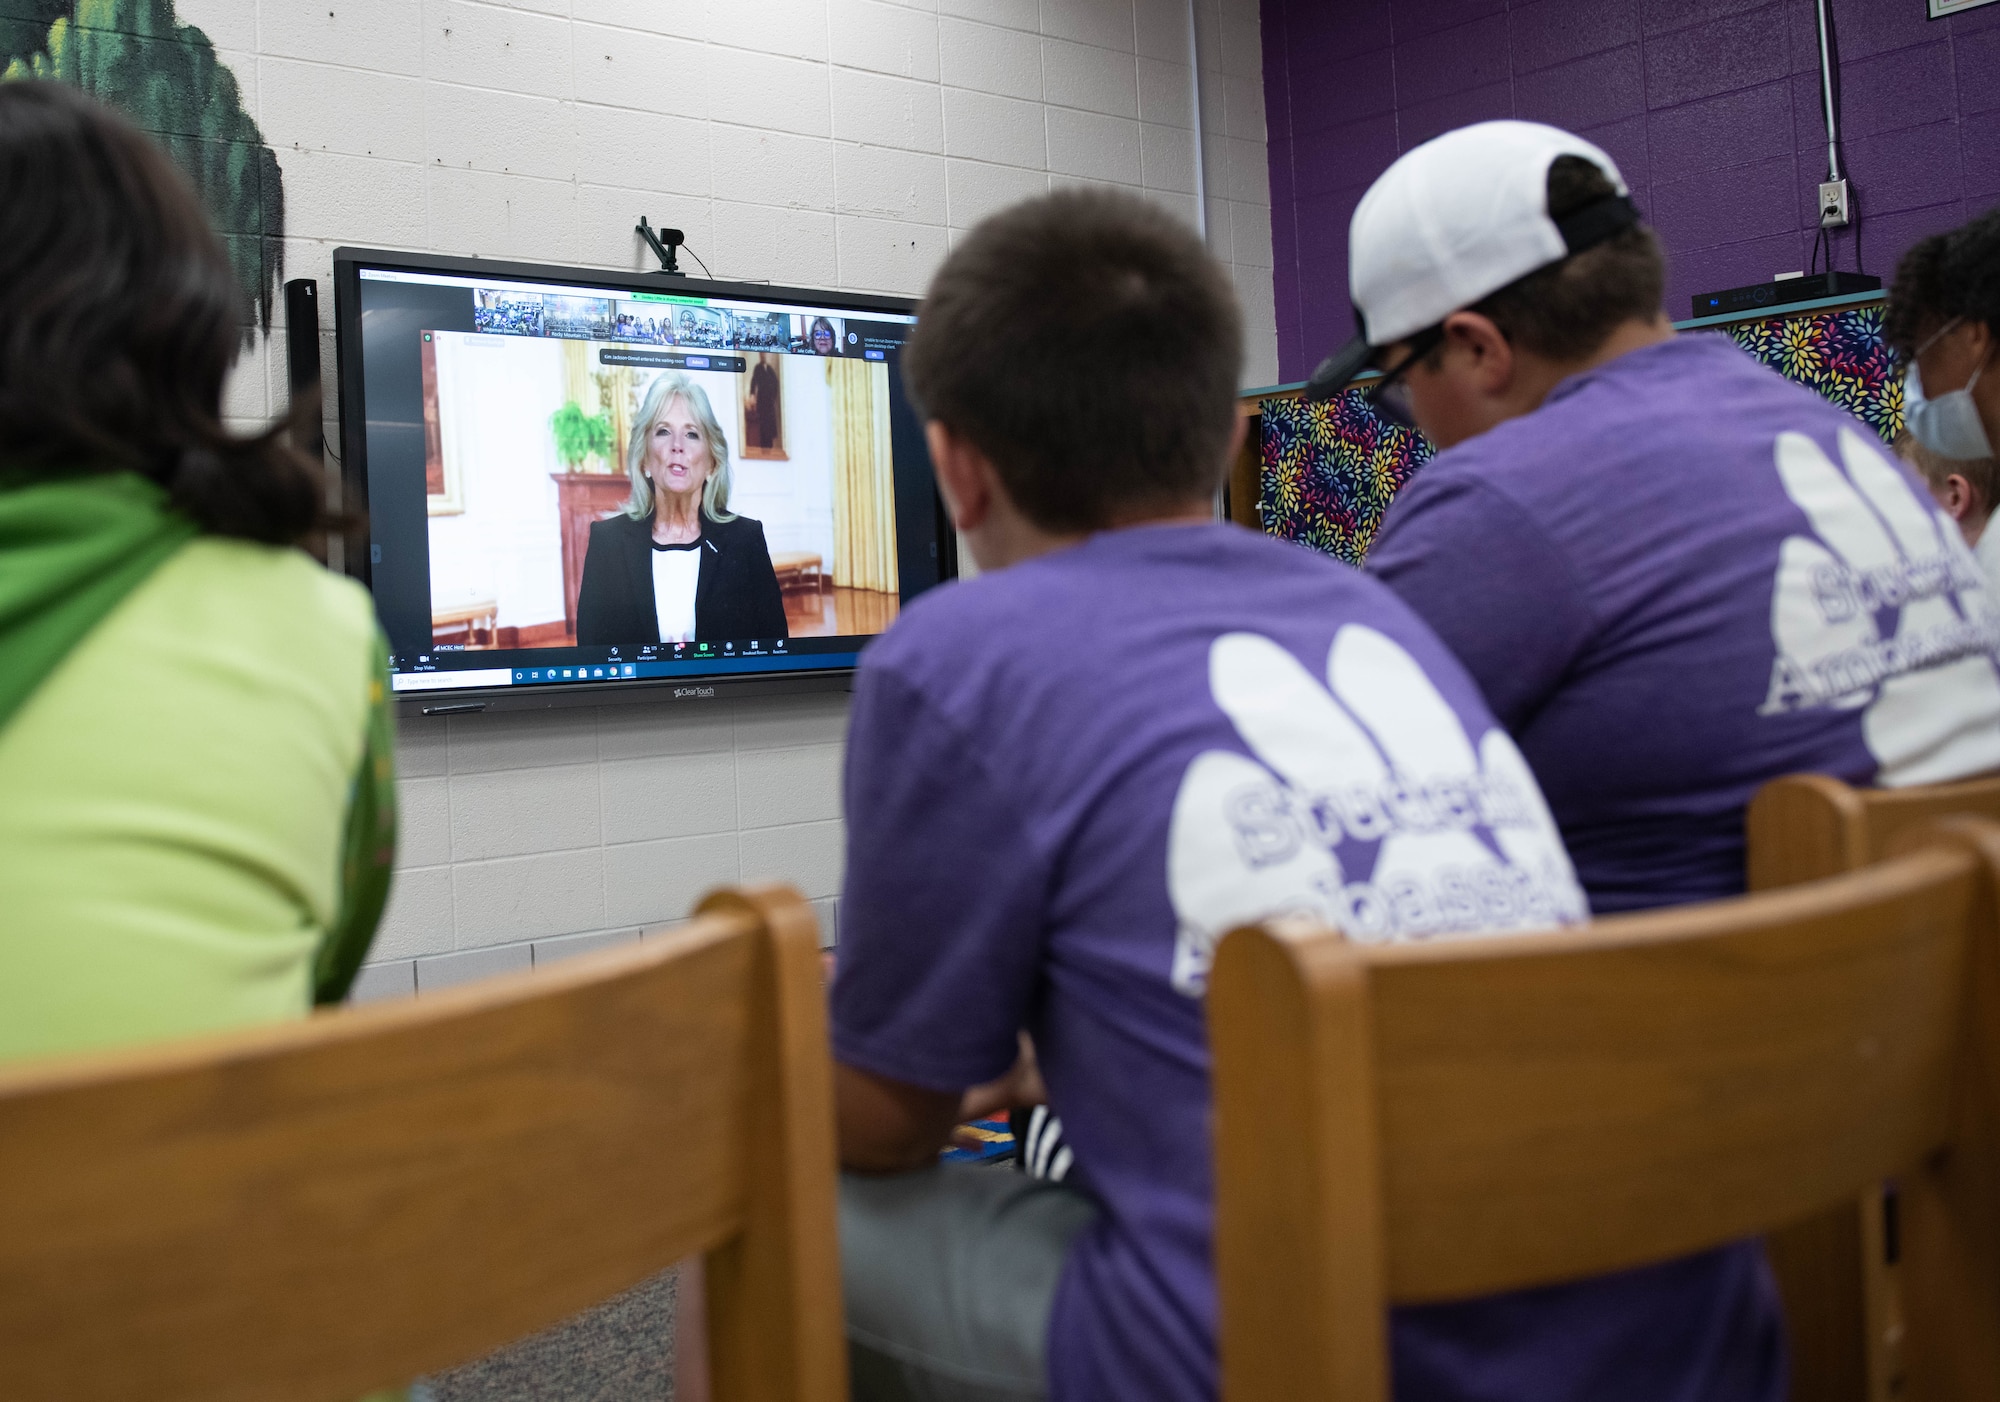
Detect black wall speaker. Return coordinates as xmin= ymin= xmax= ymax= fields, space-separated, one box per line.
xmin=283 ymin=277 xmax=322 ymax=458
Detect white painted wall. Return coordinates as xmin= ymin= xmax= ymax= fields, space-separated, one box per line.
xmin=179 ymin=0 xmax=1275 ymax=994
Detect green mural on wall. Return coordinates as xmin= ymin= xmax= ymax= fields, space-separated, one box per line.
xmin=2 ymin=0 xmax=285 ymax=337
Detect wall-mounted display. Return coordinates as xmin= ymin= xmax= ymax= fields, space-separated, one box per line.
xmin=334 ymin=250 xmax=951 ymax=711
xmin=1930 ymin=0 xmax=1998 ymax=17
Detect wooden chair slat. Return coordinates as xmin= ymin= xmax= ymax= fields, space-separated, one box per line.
xmin=1748 ymin=771 xmax=2000 ymax=1402
xmin=1368 ymin=857 xmax=1969 ymax=1299
xmin=1212 ymin=827 xmax=2000 ymax=1402
xmin=0 ymin=883 xmax=844 ymax=1402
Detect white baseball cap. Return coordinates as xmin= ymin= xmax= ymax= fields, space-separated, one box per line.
xmin=1305 ymin=120 xmax=1639 ymax=399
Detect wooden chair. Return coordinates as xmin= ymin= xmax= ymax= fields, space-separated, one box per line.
xmin=1750 ymin=771 xmax=2000 ymax=1402
xmin=1210 ymin=822 xmax=2000 ymax=1402
xmin=0 ymin=885 xmax=845 ymax=1402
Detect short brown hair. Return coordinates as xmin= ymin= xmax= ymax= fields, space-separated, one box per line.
xmin=1895 ymin=431 xmax=2000 ymax=513
xmin=903 ymin=188 xmax=1243 ymax=534
xmin=1465 ymin=155 xmax=1666 ymax=362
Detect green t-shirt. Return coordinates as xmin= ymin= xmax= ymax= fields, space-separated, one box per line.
xmin=0 ymin=524 xmax=394 ymax=1062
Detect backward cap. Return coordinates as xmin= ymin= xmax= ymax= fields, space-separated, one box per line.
xmin=1350 ymin=120 xmax=1628 ymax=346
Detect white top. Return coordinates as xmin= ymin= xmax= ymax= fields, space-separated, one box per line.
xmin=1978 ymin=522 xmax=2000 ymax=603
xmin=651 ymin=544 xmax=702 ymax=643
xmin=1349 ymin=120 xmax=1627 ymax=344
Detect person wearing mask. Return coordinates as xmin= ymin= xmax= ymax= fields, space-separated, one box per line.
xmin=1887 ymin=208 xmax=2000 ymax=592
xmin=0 ymin=82 xmax=394 ymax=1063
xmin=1304 ymin=119 xmax=2000 ymax=1400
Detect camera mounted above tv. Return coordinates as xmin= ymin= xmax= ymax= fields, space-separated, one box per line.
xmin=636 ymin=216 xmax=685 ymax=277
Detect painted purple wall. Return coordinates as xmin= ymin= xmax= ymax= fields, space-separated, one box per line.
xmin=1261 ymin=0 xmax=2000 ymax=384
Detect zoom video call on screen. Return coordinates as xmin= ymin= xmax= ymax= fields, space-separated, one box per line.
xmin=337 ymin=255 xmax=945 ymax=699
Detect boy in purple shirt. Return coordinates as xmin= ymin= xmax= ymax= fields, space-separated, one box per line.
xmin=831 ymin=190 xmax=1600 ymax=1402
xmin=1329 ymin=123 xmax=2000 ymax=916
xmin=1311 ymin=120 xmax=2000 ymax=1397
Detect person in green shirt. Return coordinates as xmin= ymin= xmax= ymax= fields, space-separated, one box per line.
xmin=0 ymin=80 xmax=394 ymax=1063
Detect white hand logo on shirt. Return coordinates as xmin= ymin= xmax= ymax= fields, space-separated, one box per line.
xmin=1762 ymin=427 xmax=2000 ymax=786
xmin=1166 ymin=625 xmax=1585 ymax=997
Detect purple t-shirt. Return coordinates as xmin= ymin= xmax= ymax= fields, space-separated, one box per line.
xmin=834 ymin=522 xmax=1611 ymax=1402
xmin=1368 ymin=334 xmax=2000 ymax=915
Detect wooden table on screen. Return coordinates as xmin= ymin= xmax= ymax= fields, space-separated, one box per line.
xmin=432 ymin=597 xmax=498 ymax=648
xmin=770 ymin=552 xmax=828 ymax=596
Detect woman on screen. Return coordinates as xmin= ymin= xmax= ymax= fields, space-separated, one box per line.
xmin=575 ymin=372 xmax=788 ymax=646
xmin=0 ymin=83 xmax=393 ymax=1062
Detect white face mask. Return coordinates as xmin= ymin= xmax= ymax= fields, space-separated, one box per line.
xmin=1904 ymin=317 xmax=1995 ymax=461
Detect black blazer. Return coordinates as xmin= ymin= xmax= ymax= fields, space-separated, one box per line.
xmin=575 ymin=510 xmax=789 ymax=645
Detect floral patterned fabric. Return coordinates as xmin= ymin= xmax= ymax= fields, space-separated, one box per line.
xmin=1716 ymin=304 xmax=1901 ymax=444
xmin=1256 ymin=302 xmax=1900 ymax=563
xmin=1255 ymin=388 xmax=1434 ymax=566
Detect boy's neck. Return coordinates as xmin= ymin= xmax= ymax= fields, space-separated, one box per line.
xmin=965 ymin=498 xmax=1214 ymax=573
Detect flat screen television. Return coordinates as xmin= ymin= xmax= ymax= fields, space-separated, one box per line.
xmin=331 ymin=248 xmax=951 ymax=714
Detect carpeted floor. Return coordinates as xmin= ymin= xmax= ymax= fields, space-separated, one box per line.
xmin=415 ymin=1266 xmax=679 ymax=1402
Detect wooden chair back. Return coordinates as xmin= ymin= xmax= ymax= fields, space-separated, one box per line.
xmin=0 ymin=885 xmax=844 ymax=1402
xmin=1210 ymin=823 xmax=2000 ymax=1402
xmin=1750 ymin=770 xmax=2000 ymax=892
xmin=1749 ymin=771 xmax=2000 ymax=1402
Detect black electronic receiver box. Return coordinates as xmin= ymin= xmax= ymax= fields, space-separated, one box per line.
xmin=1690 ymin=270 xmax=1881 ymax=320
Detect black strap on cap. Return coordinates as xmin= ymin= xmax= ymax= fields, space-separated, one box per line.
xmin=1555 ymin=193 xmax=1641 ymax=255
xmin=1304 ymin=322 xmax=1375 ymax=402
xmin=1304 ymin=194 xmax=1640 ymax=403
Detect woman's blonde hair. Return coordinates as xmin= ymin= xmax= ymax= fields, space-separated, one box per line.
xmin=623 ymin=372 xmax=737 ymax=523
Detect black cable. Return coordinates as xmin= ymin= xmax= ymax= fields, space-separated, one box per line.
xmin=679 ymin=242 xmax=714 ymax=280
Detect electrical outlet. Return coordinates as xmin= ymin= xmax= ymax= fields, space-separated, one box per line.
xmin=1819 ymin=178 xmax=1852 ymax=228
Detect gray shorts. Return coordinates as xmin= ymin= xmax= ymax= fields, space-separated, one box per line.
xmin=840 ymin=1164 xmax=1099 ymax=1402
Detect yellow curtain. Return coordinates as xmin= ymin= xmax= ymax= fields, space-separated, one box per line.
xmin=828 ymin=360 xmax=900 ymax=594
xmin=561 ymin=339 xmax=592 ymax=411
xmin=595 ymin=365 xmax=633 ymax=466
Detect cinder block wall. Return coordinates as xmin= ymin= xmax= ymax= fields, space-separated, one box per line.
xmin=360 ymin=692 xmax=850 ymax=998
xmin=172 ymin=0 xmax=1277 ymax=995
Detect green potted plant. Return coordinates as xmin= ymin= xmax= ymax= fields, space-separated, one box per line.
xmin=550 ymin=400 xmax=614 ymax=473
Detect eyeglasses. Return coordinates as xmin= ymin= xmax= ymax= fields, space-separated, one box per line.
xmin=1362 ymin=324 xmax=1445 ymax=430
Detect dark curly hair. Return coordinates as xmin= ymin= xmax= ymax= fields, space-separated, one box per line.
xmin=1885 ymin=206 xmax=2000 ymax=357
xmin=0 ymin=81 xmax=328 ymax=544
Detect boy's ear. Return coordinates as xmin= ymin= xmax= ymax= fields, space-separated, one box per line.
xmin=926 ymin=420 xmax=995 ymax=533
xmin=1441 ymin=310 xmax=1516 ymax=395
xmin=1941 ymin=473 xmax=1975 ymax=521
xmin=1224 ymin=409 xmax=1247 ymax=468
xmin=1953 ymin=473 xmax=1997 ymax=523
